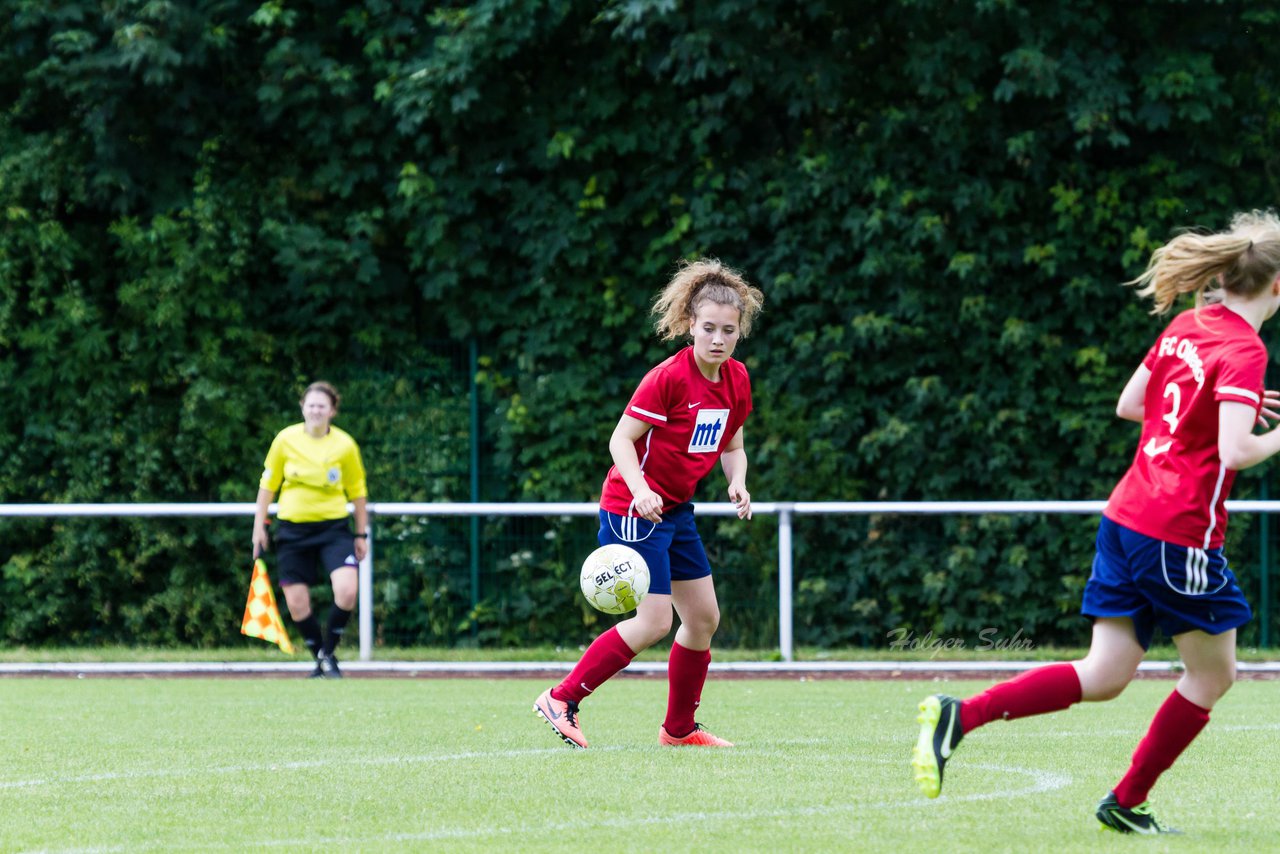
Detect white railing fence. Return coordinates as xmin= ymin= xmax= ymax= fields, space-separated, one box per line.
xmin=2 ymin=500 xmax=1276 ymax=660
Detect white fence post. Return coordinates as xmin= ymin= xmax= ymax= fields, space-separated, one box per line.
xmin=778 ymin=504 xmax=794 ymax=663
xmin=359 ymin=519 xmax=374 ymax=662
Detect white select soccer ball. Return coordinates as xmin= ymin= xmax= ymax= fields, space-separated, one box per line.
xmin=579 ymin=544 xmax=651 ymax=614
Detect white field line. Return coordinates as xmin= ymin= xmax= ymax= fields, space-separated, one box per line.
xmin=3 ymin=659 xmax=1277 ymax=676
xmin=21 ymin=758 xmax=1070 ymax=853
xmin=0 ymin=746 xmax=598 ymax=791
xmin=996 ymin=721 xmax=1280 ymax=739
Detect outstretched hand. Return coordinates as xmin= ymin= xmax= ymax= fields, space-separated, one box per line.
xmin=1258 ymin=389 xmax=1280 ymax=429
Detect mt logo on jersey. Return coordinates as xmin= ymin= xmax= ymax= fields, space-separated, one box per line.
xmin=688 ymin=409 xmax=729 ymax=453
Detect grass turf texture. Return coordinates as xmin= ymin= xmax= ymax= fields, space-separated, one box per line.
xmin=2 ymin=679 xmax=1276 ymax=852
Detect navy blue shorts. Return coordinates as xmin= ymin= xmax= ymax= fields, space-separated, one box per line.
xmin=272 ymin=518 xmax=358 ymax=587
xmin=1082 ymin=516 xmax=1252 ymax=650
xmin=598 ymin=503 xmax=711 ymax=595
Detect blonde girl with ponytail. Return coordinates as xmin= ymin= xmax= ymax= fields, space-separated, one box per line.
xmin=913 ymin=211 xmax=1280 ymax=834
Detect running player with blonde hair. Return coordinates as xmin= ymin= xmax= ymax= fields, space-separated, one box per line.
xmin=912 ymin=210 xmax=1280 ymax=833
xmin=534 ymin=259 xmax=764 ymax=749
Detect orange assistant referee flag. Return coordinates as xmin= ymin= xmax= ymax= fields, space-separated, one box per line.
xmin=240 ymin=558 xmax=295 ymax=654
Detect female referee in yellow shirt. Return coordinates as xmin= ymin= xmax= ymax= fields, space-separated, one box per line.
xmin=251 ymin=381 xmax=369 ymax=678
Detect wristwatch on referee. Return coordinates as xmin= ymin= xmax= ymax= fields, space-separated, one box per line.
xmin=354 ymin=532 xmax=368 ymax=539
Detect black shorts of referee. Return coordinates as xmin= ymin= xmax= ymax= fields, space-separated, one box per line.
xmin=272 ymin=518 xmax=359 ymax=586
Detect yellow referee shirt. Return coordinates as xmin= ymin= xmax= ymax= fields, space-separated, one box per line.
xmin=259 ymin=424 xmax=368 ymax=522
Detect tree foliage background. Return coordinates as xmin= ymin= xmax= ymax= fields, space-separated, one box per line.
xmin=2 ymin=0 xmax=1279 ymax=648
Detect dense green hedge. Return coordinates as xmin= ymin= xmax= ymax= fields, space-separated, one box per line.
xmin=3 ymin=1 xmax=1279 ymax=649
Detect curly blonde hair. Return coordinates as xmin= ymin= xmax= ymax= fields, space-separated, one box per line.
xmin=651 ymin=258 xmax=764 ymax=340
xmin=1130 ymin=210 xmax=1280 ymax=314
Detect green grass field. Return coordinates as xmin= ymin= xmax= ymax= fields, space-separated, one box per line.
xmin=2 ymin=677 xmax=1276 ymax=852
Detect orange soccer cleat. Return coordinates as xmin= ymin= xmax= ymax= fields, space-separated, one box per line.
xmin=659 ymin=723 xmax=734 ymax=747
xmin=533 ymin=687 xmax=588 ymax=749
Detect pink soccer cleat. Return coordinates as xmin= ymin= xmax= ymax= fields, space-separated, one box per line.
xmin=659 ymin=723 xmax=734 ymax=747
xmin=534 ymin=687 xmax=588 ymax=749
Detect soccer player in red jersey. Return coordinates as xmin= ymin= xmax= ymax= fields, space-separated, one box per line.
xmin=913 ymin=211 xmax=1280 ymax=833
xmin=534 ymin=259 xmax=764 ymax=749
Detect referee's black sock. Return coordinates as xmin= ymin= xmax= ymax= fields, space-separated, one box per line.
xmin=297 ymin=614 xmax=323 ymax=659
xmin=323 ymin=604 xmax=352 ymax=656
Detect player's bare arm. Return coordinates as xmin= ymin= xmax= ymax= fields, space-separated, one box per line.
xmin=720 ymin=426 xmax=751 ymax=520
xmin=352 ymin=496 xmax=369 ymax=561
xmin=1218 ymin=400 xmax=1280 ymax=470
xmin=251 ymin=487 xmax=274 ymax=558
xmin=1115 ymin=364 xmax=1150 ymax=422
xmin=608 ymin=413 xmax=664 ymax=523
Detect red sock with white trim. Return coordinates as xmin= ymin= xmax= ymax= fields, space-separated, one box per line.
xmin=552 ymin=627 xmax=637 ymax=704
xmin=1112 ymin=689 xmax=1210 ymax=808
xmin=663 ymin=642 xmax=711 ymax=738
xmin=960 ymin=662 xmax=1082 ymax=732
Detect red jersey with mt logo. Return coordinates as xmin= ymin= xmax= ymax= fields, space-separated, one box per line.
xmin=600 ymin=346 xmax=753 ymax=515
xmin=1105 ymin=304 xmax=1267 ymax=549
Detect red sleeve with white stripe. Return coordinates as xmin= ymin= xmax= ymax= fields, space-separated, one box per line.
xmin=625 ymin=366 xmax=673 ymax=427
xmin=1214 ymin=341 xmax=1267 ymax=410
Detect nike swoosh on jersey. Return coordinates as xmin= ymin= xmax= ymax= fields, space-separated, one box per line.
xmin=1143 ymin=437 xmax=1172 ymax=458
xmin=687 ymin=402 xmax=700 ymax=408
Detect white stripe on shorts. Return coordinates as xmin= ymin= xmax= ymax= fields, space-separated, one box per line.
xmin=1184 ymin=548 xmax=1208 ymax=595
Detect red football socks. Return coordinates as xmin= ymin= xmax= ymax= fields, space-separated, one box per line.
xmin=960 ymin=662 xmax=1083 ymax=732
xmin=1113 ymin=689 xmax=1210 ymax=808
xmin=663 ymin=641 xmax=711 ymax=738
xmin=552 ymin=626 xmax=637 ymax=704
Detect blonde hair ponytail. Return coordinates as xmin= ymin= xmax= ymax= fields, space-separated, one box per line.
xmin=652 ymin=258 xmax=764 ymax=340
xmin=1130 ymin=210 xmax=1280 ymax=314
